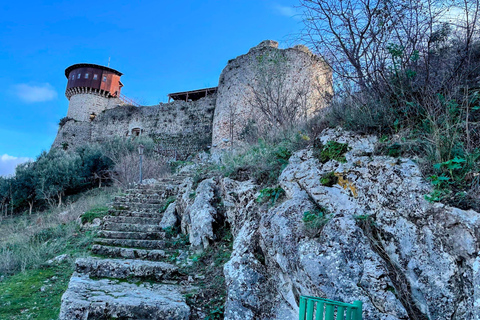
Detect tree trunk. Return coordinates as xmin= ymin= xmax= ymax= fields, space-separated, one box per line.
xmin=28 ymin=201 xmax=33 ymax=215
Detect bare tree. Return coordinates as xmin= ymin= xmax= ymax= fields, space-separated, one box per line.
xmin=246 ymin=50 xmax=321 ymax=136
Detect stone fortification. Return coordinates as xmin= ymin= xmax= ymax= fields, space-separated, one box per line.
xmin=52 ymin=40 xmax=332 ymax=154
xmin=67 ymin=93 xmax=122 ymax=122
xmin=53 ymin=95 xmax=216 ymax=155
xmin=212 ymin=40 xmax=332 ymax=150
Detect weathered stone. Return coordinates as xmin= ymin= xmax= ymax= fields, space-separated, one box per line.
xmin=75 ymin=257 xmax=179 ymax=281
xmin=222 ymin=128 xmax=480 ymax=320
xmin=212 ymin=40 xmax=332 ymax=151
xmin=59 ymin=273 xmax=190 ymax=320
xmin=220 ymin=178 xmax=258 ymax=237
xmin=186 ymin=178 xmax=218 ymax=250
xmin=160 ymin=201 xmax=178 ymax=229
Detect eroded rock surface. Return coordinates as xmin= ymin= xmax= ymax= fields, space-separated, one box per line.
xmin=222 ymin=128 xmax=480 ymax=320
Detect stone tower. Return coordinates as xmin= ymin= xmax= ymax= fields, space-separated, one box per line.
xmin=64 ymin=63 xmax=123 ymax=121
xmin=211 ymin=40 xmax=333 ymax=150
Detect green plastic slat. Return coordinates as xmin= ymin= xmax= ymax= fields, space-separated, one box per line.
xmin=325 ymin=304 xmax=335 ymax=320
xmin=315 ymin=302 xmax=325 ymax=320
xmin=298 ymin=296 xmax=362 ymax=320
xmin=299 ymin=297 xmax=307 ymax=320
xmin=345 ymin=307 xmax=352 ymax=320
xmin=353 ymin=301 xmax=363 ymax=320
xmin=336 ymin=306 xmax=345 ymax=320
xmin=306 ymin=300 xmax=315 ymax=320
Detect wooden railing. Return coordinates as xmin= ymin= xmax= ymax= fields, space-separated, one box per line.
xmin=299 ymin=296 xmax=362 ymax=320
xmin=119 ymin=94 xmax=140 ymax=107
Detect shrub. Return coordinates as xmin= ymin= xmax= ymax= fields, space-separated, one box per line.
xmin=256 ymin=186 xmax=285 ymax=206
xmin=220 ymin=131 xmax=310 ymax=185
xmin=313 ymin=140 xmax=350 ymax=163
xmin=302 ymin=206 xmax=329 ymax=237
xmin=320 ymin=171 xmax=338 ymax=187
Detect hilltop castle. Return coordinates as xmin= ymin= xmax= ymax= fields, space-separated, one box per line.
xmin=52 ymin=40 xmax=332 ymax=155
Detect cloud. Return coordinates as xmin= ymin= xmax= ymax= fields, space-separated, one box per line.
xmin=13 ymin=83 xmax=57 ymax=103
xmin=0 ymin=154 xmax=33 ymax=177
xmin=273 ymin=4 xmax=299 ymax=19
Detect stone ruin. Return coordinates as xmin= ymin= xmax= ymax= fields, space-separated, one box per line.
xmin=52 ymin=40 xmax=332 ymax=156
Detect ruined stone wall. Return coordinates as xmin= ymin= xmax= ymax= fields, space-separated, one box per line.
xmin=52 ymin=95 xmax=216 ymax=156
xmin=67 ymin=93 xmax=122 ymax=122
xmin=211 ymin=40 xmax=332 ymax=150
xmin=52 ymin=120 xmax=92 ymax=149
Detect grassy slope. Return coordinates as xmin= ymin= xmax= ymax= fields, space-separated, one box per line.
xmin=0 ymin=188 xmax=115 ymax=319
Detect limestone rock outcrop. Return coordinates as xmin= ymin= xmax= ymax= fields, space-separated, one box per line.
xmin=221 ymin=128 xmax=480 ymax=320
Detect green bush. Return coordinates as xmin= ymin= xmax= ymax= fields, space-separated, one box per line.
xmin=220 ymin=131 xmax=310 ymax=185
xmin=313 ymin=140 xmax=350 ymax=163
xmin=320 ymin=171 xmax=338 ymax=187
xmin=256 ymin=186 xmax=285 ymax=206
xmin=302 ymin=206 xmax=329 ymax=237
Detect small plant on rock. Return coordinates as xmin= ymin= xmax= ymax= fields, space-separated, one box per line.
xmin=159 ymin=197 xmax=176 ymax=213
xmin=302 ymin=206 xmax=329 ymax=237
xmin=256 ymin=186 xmax=285 ymax=206
xmin=313 ymin=140 xmax=350 ymax=163
xmin=320 ymin=171 xmax=338 ymax=187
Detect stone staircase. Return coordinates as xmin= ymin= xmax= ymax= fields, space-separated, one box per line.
xmin=59 ymin=177 xmax=191 ymax=320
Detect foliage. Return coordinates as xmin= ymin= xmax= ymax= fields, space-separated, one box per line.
xmin=313 ymin=140 xmax=350 ymax=163
xmin=302 ymin=206 xmax=329 ymax=237
xmin=320 ymin=171 xmax=338 ymax=187
xmin=256 ymin=186 xmax=285 ymax=206
xmin=80 ymin=206 xmax=109 ymax=224
xmin=58 ymin=117 xmax=74 ymax=128
xmin=220 ymin=131 xmax=310 ymax=185
xmin=159 ymin=197 xmax=176 ymax=213
xmin=300 ymin=0 xmax=480 ymax=210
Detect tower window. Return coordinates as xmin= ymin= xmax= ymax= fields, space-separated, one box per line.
xmin=77 ymin=73 xmax=81 ymax=79
xmin=71 ymin=74 xmax=75 ymax=80
xmin=93 ymin=74 xmax=98 ymax=80
xmin=85 ymin=73 xmax=89 ymax=79
xmin=102 ymin=76 xmax=107 ymax=82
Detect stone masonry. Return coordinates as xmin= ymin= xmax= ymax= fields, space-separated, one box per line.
xmin=211 ymin=40 xmax=332 ymax=150
xmin=67 ymin=93 xmax=122 ymax=122
xmin=52 ymin=40 xmax=332 ymax=154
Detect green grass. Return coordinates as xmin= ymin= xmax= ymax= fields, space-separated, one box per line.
xmin=81 ymin=206 xmax=109 ymax=224
xmin=0 ymin=188 xmax=114 ymax=319
xmin=0 ymin=262 xmax=73 ymax=320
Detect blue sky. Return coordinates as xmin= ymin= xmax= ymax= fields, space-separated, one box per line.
xmin=0 ymin=0 xmax=303 ymax=176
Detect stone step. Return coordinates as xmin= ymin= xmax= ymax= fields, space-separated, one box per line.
xmin=108 ymin=209 xmax=164 ymax=218
xmin=92 ymin=244 xmax=166 ymax=261
xmin=98 ymin=230 xmax=166 ymax=240
xmin=102 ymin=222 xmax=164 ymax=232
xmin=104 ymin=215 xmax=162 ymax=225
xmin=94 ymin=238 xmax=165 ymax=249
xmin=113 ymin=197 xmax=165 ymax=204
xmin=111 ymin=202 xmax=162 ymax=209
xmin=75 ymin=257 xmax=180 ymax=281
xmin=59 ymin=273 xmax=190 ymax=320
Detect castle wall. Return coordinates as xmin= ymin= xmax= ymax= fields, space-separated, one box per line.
xmin=52 ymin=120 xmax=92 ymax=149
xmin=52 ymin=95 xmax=216 ymax=156
xmin=67 ymin=93 xmax=121 ymax=122
xmin=211 ymin=40 xmax=332 ymax=150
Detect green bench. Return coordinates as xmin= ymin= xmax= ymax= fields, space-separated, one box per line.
xmin=299 ymin=296 xmax=363 ymax=320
